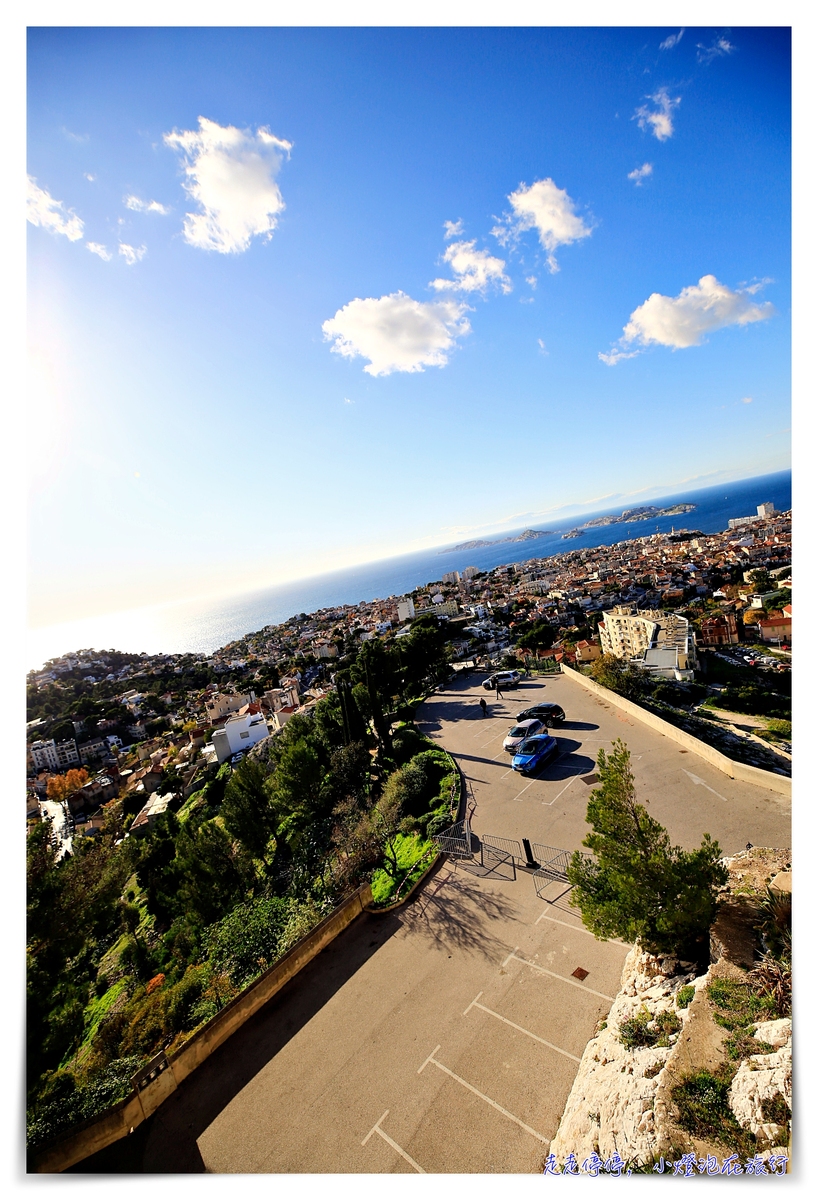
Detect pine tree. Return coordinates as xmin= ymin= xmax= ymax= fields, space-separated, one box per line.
xmin=567 ymin=739 xmax=728 ymax=957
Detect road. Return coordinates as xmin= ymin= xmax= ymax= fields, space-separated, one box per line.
xmin=80 ymin=671 xmax=790 ymax=1174
xmin=40 ymin=799 xmax=72 ymax=859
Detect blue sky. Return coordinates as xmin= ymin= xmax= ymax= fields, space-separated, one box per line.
xmin=27 ymin=24 xmax=791 ymax=628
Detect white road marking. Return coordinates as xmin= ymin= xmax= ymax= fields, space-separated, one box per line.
xmin=502 ymin=946 xmax=520 ymax=968
xmin=534 ymin=912 xmax=632 ymax=948
xmin=361 ymin=1110 xmax=426 ymax=1173
xmin=417 ymin=1043 xmax=442 ymax=1074
xmin=513 ymin=779 xmax=536 ymax=802
xmin=682 ymin=769 xmax=729 ymax=803
xmin=418 ymin=1049 xmax=550 ymax=1145
xmin=509 ymin=953 xmax=615 ymax=1001
xmin=545 ymin=774 xmax=577 ymax=805
xmin=464 ymin=996 xmax=581 ymax=1062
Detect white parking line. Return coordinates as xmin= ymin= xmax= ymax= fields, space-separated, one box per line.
xmin=362 ymin=1110 xmax=426 ymax=1173
xmin=534 ymin=912 xmax=632 ymax=948
xmin=509 ymin=953 xmax=615 ymax=1001
xmin=418 ymin=1048 xmax=550 ymax=1145
xmin=547 ymin=775 xmax=577 ymax=805
xmin=463 ymin=992 xmax=581 ymax=1062
xmin=513 ymin=779 xmax=536 ymax=802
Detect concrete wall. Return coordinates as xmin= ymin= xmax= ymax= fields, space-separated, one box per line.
xmin=31 ymin=882 xmax=373 ymax=1174
xmin=560 ymin=664 xmax=790 ymax=799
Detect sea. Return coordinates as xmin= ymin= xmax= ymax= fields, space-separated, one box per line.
xmin=28 ymin=470 xmax=791 ymax=670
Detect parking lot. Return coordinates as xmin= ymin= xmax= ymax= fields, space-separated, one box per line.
xmin=88 ymin=669 xmax=790 ymax=1174
xmin=418 ymin=670 xmax=791 ymax=859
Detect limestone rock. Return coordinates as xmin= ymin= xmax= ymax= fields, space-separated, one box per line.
xmin=728 ymin=1043 xmax=791 ymax=1139
xmin=752 ymin=1018 xmax=791 ymax=1050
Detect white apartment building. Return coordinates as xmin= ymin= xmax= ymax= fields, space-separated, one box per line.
xmin=598 ymin=605 xmax=696 ymax=680
xmin=30 ymin=738 xmax=81 ymax=772
xmin=442 ymin=571 xmax=460 ymax=584
xmin=210 ymin=709 xmax=270 ymax=763
xmin=397 ymin=598 xmax=415 ymax=623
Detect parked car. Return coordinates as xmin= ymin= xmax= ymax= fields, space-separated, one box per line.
xmin=482 ymin=670 xmax=521 ymax=691
xmin=516 ymin=702 xmax=565 ymax=726
xmin=503 ymin=718 xmax=543 ymax=753
xmin=512 ymin=734 xmax=559 ymax=774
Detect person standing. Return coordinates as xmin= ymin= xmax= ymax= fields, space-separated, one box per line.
xmin=479 ymin=697 xmax=488 ymax=717
xmin=495 ymin=682 xmax=503 ymax=700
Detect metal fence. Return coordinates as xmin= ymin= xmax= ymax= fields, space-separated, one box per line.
xmin=433 ymin=818 xmax=474 ymax=860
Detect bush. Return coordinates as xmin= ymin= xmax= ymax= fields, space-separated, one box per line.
xmin=204 ymin=896 xmax=290 ymax=989
xmin=671 ymin=1067 xmax=757 ymax=1157
xmin=370 ymin=833 xmax=433 ymax=906
xmin=675 ymin=985 xmax=695 ymax=1009
xmin=27 ymin=1056 xmax=143 ymax=1151
xmin=618 ymin=1007 xmax=681 ymax=1050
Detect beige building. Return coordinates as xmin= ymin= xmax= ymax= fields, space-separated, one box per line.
xmin=598 ymin=605 xmax=696 ymax=681
xmin=598 ymin=606 xmax=659 ymax=659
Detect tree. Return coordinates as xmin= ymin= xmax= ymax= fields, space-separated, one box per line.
xmin=566 ymin=740 xmax=728 ymax=957
xmin=46 ymin=768 xmax=89 ymax=804
xmin=518 ymin=621 xmax=556 ymax=653
xmin=221 ymin=758 xmax=277 ymax=862
xmin=589 ymin=653 xmax=645 ymax=699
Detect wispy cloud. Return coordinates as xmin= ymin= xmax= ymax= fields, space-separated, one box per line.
xmin=627 ymin=162 xmax=653 ymax=186
xmin=430 ymin=240 xmax=511 ymax=294
xmin=84 ymin=173 xmax=96 ymax=182
xmin=634 ymin=88 xmax=680 ymax=141
xmin=697 ymin=36 xmax=736 ymax=64
xmin=599 ymin=275 xmax=774 ymax=364
xmin=493 ymin=177 xmax=592 ymax=272
xmin=163 ymin=116 xmax=292 ymax=253
xmin=27 ymin=177 xmax=84 ymax=241
xmin=443 ymin=218 xmax=464 ymax=239
xmin=741 ymin=396 xmax=753 ymax=404
xmin=124 ymin=194 xmax=170 ymax=215
xmin=526 ymin=275 xmax=537 ymax=289
xmin=322 ymin=292 xmax=471 ymax=376
xmin=660 ymin=29 xmax=685 ymax=51
xmin=86 ymin=242 xmax=112 ymax=261
xmin=119 ymin=243 xmax=147 ymax=265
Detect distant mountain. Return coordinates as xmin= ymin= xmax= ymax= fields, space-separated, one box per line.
xmin=441 ymin=529 xmax=553 ymax=553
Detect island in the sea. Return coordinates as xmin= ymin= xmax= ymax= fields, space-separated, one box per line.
xmin=441 ymin=528 xmax=554 ymax=553
xmin=583 ymin=503 xmax=696 ymax=528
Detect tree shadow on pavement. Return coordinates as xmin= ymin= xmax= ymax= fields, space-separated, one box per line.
xmin=399 ymin=864 xmax=520 ymax=962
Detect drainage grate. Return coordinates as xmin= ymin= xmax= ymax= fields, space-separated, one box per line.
xmin=580 ymin=774 xmax=599 ymax=785
xmin=572 ymin=967 xmax=589 ymax=981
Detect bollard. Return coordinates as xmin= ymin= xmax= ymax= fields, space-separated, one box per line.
xmin=522 ymin=838 xmax=540 ymax=870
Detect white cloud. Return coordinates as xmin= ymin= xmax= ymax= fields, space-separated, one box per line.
xmin=537 ymin=338 xmax=548 ymax=355
xmin=322 ymin=292 xmax=471 ymax=377
xmin=697 ymin=37 xmax=736 ymax=64
xmin=118 ymin=243 xmax=147 ymax=265
xmin=86 ymin=242 xmax=112 ymax=261
xmin=741 ymin=396 xmax=753 ymax=404
xmin=526 ymin=275 xmax=537 ymax=288
xmin=443 ymin=218 xmax=464 ymax=239
xmin=599 ymin=274 xmax=774 ymax=363
xmin=628 ymin=162 xmax=653 ymax=186
xmin=124 ymin=194 xmax=170 ymax=215
xmin=163 ymin=116 xmax=292 ymax=253
xmin=27 ymin=176 xmax=84 ymax=242
xmin=493 ymin=178 xmax=592 ymax=272
xmin=634 ymin=88 xmax=680 ymax=141
xmin=660 ymin=29 xmax=685 ymax=50
xmin=430 ymin=240 xmax=511 ymax=294
xmin=84 ymin=173 xmax=96 ymax=182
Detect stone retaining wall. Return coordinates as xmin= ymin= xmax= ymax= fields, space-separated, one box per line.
xmin=31 ymin=882 xmax=372 ymax=1173
xmin=560 ymin=665 xmax=790 ymax=799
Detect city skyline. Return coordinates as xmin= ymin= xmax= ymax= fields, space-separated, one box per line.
xmin=27 ymin=25 xmax=791 ymax=630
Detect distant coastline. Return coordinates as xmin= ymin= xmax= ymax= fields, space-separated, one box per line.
xmin=28 ymin=469 xmax=791 ymax=668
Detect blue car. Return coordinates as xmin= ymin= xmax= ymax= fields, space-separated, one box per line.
xmin=511 ymin=734 xmax=559 ymax=774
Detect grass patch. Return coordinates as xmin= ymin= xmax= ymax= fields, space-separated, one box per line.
xmin=618 ymin=1007 xmax=681 ymax=1050
xmin=370 ymin=833 xmax=435 ymax=907
xmin=761 ymin=1093 xmax=789 ymax=1127
xmin=675 ymin=985 xmax=695 ymax=1009
xmin=671 ymin=1067 xmax=757 ymax=1157
xmin=707 ymin=977 xmax=778 ymax=1063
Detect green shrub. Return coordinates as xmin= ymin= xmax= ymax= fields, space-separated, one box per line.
xmin=618 ymin=1007 xmax=681 ymax=1050
xmin=204 ymin=897 xmax=290 ymax=988
xmin=675 ymin=985 xmax=695 ymax=1009
xmin=671 ymin=1067 xmax=756 ymax=1157
xmin=370 ymin=833 xmax=433 ymax=906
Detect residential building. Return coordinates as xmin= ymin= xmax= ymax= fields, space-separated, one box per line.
xmin=598 ymin=606 xmax=659 ymax=659
xmin=129 ymin=793 xmax=174 ymax=836
xmin=29 ymin=738 xmax=81 ymax=773
xmin=205 ymin=691 xmax=256 ymax=725
xmin=574 ymin=639 xmax=602 ymax=663
xmin=699 ymin=611 xmax=740 ymax=646
xmin=757 ymin=616 xmax=791 ymax=645
xmin=210 ymin=707 xmax=270 ymax=763
xmin=397 ymin=598 xmax=415 ymax=623
xmin=442 ymin=571 xmax=460 ymax=585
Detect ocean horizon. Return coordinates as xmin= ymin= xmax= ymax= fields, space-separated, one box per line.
xmin=28 ymin=469 xmax=791 ymax=670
